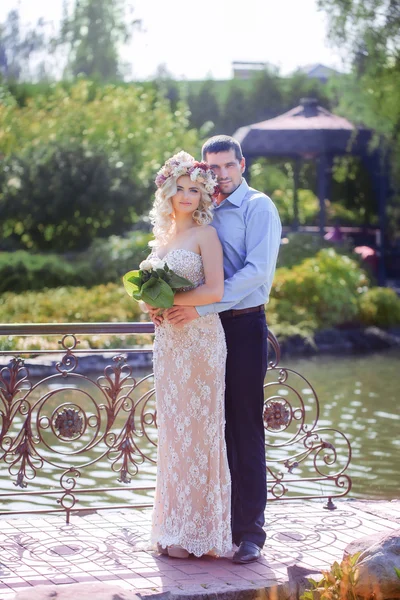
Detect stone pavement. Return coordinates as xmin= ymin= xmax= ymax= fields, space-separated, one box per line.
xmin=0 ymin=499 xmax=399 ymax=600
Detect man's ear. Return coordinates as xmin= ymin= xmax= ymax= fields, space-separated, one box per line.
xmin=240 ymin=157 xmax=246 ymax=173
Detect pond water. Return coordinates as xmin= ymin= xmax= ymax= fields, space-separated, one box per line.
xmin=0 ymin=348 xmax=398 ymax=513
xmin=278 ymin=348 xmax=400 ymax=501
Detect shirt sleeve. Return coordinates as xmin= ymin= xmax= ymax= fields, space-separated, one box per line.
xmin=196 ymin=208 xmax=282 ymax=316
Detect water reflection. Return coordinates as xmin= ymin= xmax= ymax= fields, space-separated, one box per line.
xmin=283 ymin=348 xmax=400 ymax=500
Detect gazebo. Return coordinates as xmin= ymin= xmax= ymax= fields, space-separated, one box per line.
xmin=233 ymin=98 xmax=388 ymax=283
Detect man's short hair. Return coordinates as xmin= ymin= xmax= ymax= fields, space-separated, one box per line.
xmin=202 ymin=135 xmax=243 ymax=161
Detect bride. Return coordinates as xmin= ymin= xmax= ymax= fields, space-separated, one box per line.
xmin=145 ymin=151 xmax=232 ymax=559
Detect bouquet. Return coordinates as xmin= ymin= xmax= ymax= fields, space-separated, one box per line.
xmin=123 ymin=259 xmax=193 ymax=309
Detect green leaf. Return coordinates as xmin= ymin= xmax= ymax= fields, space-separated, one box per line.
xmin=156 ymin=268 xmax=170 ymax=282
xmin=122 ymin=269 xmax=142 ymax=297
xmin=395 ymin=567 xmax=400 ymax=579
xmin=141 ymin=277 xmax=174 ymax=308
xmin=349 ymin=552 xmax=361 ymax=567
xmin=167 ymin=269 xmax=193 ymax=289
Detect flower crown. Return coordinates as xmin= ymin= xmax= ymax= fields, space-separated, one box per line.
xmin=155 ymin=151 xmax=219 ymax=196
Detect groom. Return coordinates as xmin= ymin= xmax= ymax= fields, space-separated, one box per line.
xmin=166 ymin=135 xmax=281 ymax=563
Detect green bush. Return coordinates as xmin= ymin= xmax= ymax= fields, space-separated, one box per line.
xmin=277 ymin=233 xmax=355 ymax=269
xmin=0 ymin=80 xmax=199 ymax=251
xmin=301 ymin=552 xmax=360 ymax=600
xmin=358 ymin=287 xmax=400 ymax=327
xmin=249 ymin=159 xmax=320 ymax=226
xmin=271 ymin=188 xmax=320 ymax=226
xmin=0 ymin=251 xmax=89 ymax=293
xmin=0 ymin=282 xmax=141 ymax=323
xmin=271 ymin=248 xmax=370 ymax=329
xmin=0 ymin=283 xmax=149 ymax=352
xmin=0 ymin=231 xmax=152 ymax=293
xmin=83 ymin=231 xmax=152 ymax=284
xmin=0 ymin=143 xmax=142 ymax=251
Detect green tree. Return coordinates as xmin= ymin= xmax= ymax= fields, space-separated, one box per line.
xmin=247 ymin=69 xmax=284 ymax=122
xmin=154 ymin=64 xmax=181 ymax=111
xmin=317 ymin=0 xmax=400 ymax=216
xmin=187 ymin=79 xmax=220 ymax=134
xmin=283 ymin=72 xmax=331 ymax=111
xmin=0 ymin=80 xmax=199 ymax=250
xmin=0 ymin=10 xmax=46 ymax=81
xmin=0 ymin=142 xmax=140 ymax=251
xmin=60 ymin=0 xmax=140 ymax=80
xmin=221 ymin=83 xmax=250 ymax=134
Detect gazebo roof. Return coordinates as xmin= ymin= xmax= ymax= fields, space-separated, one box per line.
xmin=234 ymin=98 xmax=371 ymax=158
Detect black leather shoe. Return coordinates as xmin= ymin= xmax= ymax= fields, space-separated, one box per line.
xmin=232 ymin=541 xmax=261 ymax=564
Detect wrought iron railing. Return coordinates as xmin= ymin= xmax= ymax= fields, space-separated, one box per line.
xmin=0 ymin=323 xmax=352 ymax=522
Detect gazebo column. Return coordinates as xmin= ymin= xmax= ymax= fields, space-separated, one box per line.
xmin=317 ymin=154 xmax=332 ymax=236
xmin=377 ymin=162 xmax=387 ymax=286
xmin=292 ymin=158 xmax=300 ymax=231
xmin=365 ymin=150 xmax=388 ymax=286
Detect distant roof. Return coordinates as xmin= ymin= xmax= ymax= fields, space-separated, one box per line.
xmin=234 ymin=98 xmax=371 ymax=157
xmin=232 ymin=61 xmax=269 ymax=68
xmin=297 ymin=63 xmax=341 ymax=78
xmin=232 ymin=61 xmax=276 ymax=80
xmin=247 ymin=99 xmax=354 ymax=131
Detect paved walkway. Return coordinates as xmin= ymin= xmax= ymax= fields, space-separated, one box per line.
xmin=0 ymin=499 xmax=399 ymax=599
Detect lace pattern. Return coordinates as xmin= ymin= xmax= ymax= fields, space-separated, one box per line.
xmin=150 ymin=249 xmax=232 ymax=557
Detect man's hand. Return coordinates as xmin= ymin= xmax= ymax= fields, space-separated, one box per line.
xmin=165 ymin=306 xmax=199 ymax=326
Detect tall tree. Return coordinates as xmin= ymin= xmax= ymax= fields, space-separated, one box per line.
xmin=283 ymin=72 xmax=331 ymax=112
xmin=318 ymin=0 xmax=400 ymax=55
xmin=318 ymin=0 xmax=400 ymax=191
xmin=187 ymin=80 xmax=221 ymax=134
xmin=247 ymin=69 xmax=284 ymax=122
xmin=0 ymin=10 xmax=46 ymax=81
xmin=221 ymin=83 xmax=250 ymax=135
xmin=60 ymin=0 xmax=140 ymax=80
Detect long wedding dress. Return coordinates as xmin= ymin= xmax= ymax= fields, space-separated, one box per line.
xmin=150 ymin=249 xmax=232 ymax=557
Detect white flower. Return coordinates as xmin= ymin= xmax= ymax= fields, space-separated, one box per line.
xmin=174 ymin=151 xmax=195 ymax=163
xmin=7 ymin=177 xmax=21 ymax=190
xmin=190 ymin=168 xmax=201 ymax=181
xmin=173 ymin=165 xmax=188 ymax=178
xmin=152 ymin=258 xmax=165 ymax=270
xmin=139 ymin=260 xmax=153 ymax=271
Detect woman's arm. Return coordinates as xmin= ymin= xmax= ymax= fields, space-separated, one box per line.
xmin=173 ymin=227 xmax=224 ymax=306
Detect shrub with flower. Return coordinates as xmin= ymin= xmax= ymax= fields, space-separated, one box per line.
xmin=123 ymin=259 xmax=193 ymax=309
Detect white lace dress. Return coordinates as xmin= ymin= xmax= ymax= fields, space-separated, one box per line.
xmin=150 ymin=249 xmax=232 ymax=557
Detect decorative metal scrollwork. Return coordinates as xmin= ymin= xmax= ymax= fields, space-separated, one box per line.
xmin=0 ymin=328 xmax=352 ymax=520
xmin=263 ymin=332 xmax=352 ymax=505
xmin=54 ymin=408 xmax=84 ymax=439
xmin=264 ymin=399 xmax=291 ymax=431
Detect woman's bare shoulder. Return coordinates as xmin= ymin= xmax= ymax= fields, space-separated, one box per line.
xmin=196 ymin=224 xmax=218 ymax=240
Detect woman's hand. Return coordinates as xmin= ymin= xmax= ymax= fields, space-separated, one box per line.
xmin=147 ymin=305 xmax=164 ymax=326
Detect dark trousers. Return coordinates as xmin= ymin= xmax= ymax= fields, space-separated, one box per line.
xmin=221 ymin=311 xmax=268 ymax=549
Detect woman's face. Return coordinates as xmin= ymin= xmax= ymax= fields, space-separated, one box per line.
xmin=171 ymin=175 xmax=201 ymax=216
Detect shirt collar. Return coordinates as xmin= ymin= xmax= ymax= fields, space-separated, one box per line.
xmin=215 ymin=178 xmax=249 ymax=208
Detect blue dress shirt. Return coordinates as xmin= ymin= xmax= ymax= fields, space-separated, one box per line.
xmin=196 ymin=178 xmax=282 ymax=316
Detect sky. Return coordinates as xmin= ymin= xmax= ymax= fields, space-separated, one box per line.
xmin=0 ymin=0 xmax=346 ymax=80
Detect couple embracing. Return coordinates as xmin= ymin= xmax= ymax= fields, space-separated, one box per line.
xmin=143 ymin=135 xmax=282 ymax=564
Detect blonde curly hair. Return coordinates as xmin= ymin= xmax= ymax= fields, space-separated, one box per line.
xmin=149 ymin=164 xmax=214 ymax=248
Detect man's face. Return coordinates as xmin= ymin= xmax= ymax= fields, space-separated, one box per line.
xmin=205 ymin=149 xmax=245 ymax=196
